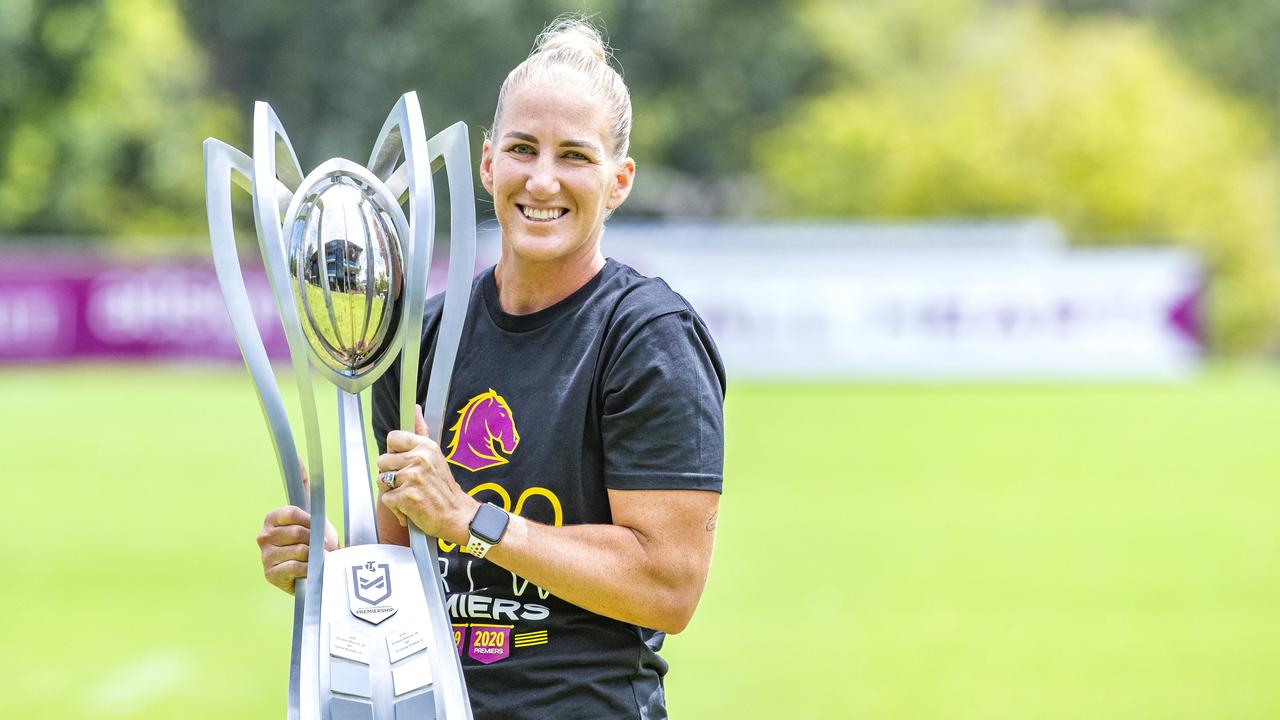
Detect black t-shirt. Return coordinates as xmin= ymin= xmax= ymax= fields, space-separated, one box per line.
xmin=371 ymin=258 xmax=726 ymax=720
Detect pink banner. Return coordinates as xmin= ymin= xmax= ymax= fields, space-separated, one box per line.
xmin=0 ymin=255 xmax=284 ymax=363
xmin=0 ymin=252 xmax=472 ymax=364
xmin=466 ymin=624 xmax=512 ymax=665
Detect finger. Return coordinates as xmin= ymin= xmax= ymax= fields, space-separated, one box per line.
xmin=263 ymin=543 xmax=309 ymax=567
xmin=380 ymin=492 xmax=408 ymax=527
xmin=386 ymin=430 xmax=428 ymax=453
xmin=266 ymin=560 xmax=308 ymax=591
xmin=376 ymin=451 xmax=413 ymax=474
xmin=264 ymin=505 xmax=311 ymax=530
xmin=257 ymin=523 xmax=310 ymax=549
xmin=376 ymin=470 xmax=406 ymax=495
xmin=415 ymin=404 xmax=428 ymax=437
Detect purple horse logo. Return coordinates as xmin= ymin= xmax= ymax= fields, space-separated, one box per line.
xmin=445 ymin=389 xmax=520 ymax=472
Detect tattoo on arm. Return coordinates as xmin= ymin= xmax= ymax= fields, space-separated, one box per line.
xmin=705 ymin=511 xmax=718 ymax=532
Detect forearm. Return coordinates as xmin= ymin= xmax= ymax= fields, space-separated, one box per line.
xmin=374 ymin=424 xmax=719 ymax=634
xmin=480 ymin=513 xmax=709 ymax=635
xmin=380 ymin=485 xmax=716 ymax=634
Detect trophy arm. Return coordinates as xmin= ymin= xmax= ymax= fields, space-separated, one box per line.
xmin=204 ymin=138 xmax=308 ymax=511
xmin=372 ymin=93 xmax=476 ymax=720
xmin=383 ymin=147 xmax=447 ymax=203
xmin=253 ymin=102 xmax=330 ymax=720
xmin=368 ymin=92 xmax=436 ymax=436
xmin=251 ymin=102 xmax=326 ymax=518
xmin=250 ymin=103 xmax=325 ymax=514
xmin=205 ymin=136 xmax=311 ymax=720
xmin=417 ymin=121 xmax=477 ymax=442
xmin=381 ymin=122 xmax=477 ymax=441
xmin=411 ymin=118 xmax=478 ymax=720
xmin=229 ymin=167 xmax=293 ymax=220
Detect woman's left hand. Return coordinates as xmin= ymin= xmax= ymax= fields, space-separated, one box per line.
xmin=376 ymin=404 xmax=478 ymax=545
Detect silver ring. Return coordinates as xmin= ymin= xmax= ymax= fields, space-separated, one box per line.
xmin=377 ymin=470 xmax=399 ymax=491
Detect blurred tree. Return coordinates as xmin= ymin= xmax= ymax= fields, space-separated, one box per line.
xmin=608 ymin=0 xmax=827 ymax=215
xmin=1153 ymin=1 xmax=1280 ymax=118
xmin=1039 ymin=0 xmax=1280 ymax=116
xmin=0 ymin=0 xmax=238 ymax=237
xmin=759 ymin=1 xmax=1280 ymax=353
xmin=180 ymin=0 xmax=825 ymax=218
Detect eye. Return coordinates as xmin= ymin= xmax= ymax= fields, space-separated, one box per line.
xmin=510 ymin=143 xmax=534 ymax=155
xmin=564 ymin=150 xmax=589 ymax=161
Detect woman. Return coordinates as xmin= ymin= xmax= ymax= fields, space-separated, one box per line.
xmin=258 ymin=17 xmax=725 ymax=719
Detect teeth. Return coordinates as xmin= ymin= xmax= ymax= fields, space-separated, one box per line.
xmin=521 ymin=206 xmax=565 ymax=221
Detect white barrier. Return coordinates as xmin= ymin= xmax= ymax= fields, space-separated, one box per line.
xmin=589 ymin=221 xmax=1203 ymax=381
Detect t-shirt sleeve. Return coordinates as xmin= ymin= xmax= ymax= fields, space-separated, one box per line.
xmin=601 ymin=309 xmax=726 ymax=492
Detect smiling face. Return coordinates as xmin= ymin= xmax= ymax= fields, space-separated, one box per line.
xmin=480 ymin=81 xmax=635 ymax=270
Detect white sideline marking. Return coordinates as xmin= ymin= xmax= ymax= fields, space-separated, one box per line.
xmin=84 ymin=648 xmax=195 ymax=716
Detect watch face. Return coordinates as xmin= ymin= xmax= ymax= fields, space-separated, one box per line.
xmin=471 ymin=503 xmax=509 ymax=545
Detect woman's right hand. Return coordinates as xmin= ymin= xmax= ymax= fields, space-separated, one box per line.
xmin=258 ymin=505 xmax=340 ymax=595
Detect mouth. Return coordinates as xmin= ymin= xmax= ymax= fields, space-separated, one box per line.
xmin=518 ymin=204 xmax=568 ymax=222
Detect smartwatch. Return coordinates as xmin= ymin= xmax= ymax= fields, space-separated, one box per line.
xmin=465 ymin=502 xmax=510 ymax=559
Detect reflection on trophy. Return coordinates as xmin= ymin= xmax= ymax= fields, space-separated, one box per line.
xmin=204 ymin=92 xmax=476 ymax=720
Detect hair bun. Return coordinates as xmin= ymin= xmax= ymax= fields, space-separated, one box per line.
xmin=494 ymin=15 xmax=632 ymax=158
xmin=534 ymin=17 xmax=608 ymax=63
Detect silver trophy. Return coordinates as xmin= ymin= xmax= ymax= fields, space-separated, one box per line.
xmin=204 ymin=92 xmax=475 ymax=720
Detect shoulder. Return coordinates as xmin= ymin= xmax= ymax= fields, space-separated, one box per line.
xmin=597 ymin=259 xmax=710 ymax=346
xmin=596 ymin=260 xmax=725 ymax=395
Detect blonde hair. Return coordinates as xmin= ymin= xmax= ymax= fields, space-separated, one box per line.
xmin=492 ymin=16 xmax=633 ymax=160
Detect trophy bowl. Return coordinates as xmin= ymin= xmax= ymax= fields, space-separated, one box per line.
xmin=286 ymin=161 xmax=406 ymax=380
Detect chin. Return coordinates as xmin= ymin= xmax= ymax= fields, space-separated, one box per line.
xmin=501 ymin=218 xmax=598 ymax=262
xmin=504 ymin=233 xmax=580 ymax=264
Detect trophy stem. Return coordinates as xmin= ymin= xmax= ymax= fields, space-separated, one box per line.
xmin=338 ymin=388 xmax=379 ymax=547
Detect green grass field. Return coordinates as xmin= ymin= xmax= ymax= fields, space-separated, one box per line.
xmin=3 ymin=365 xmax=1279 ymax=718
xmin=300 ymin=282 xmax=388 ymax=366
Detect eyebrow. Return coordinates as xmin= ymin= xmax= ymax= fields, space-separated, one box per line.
xmin=502 ymin=132 xmax=602 ymax=154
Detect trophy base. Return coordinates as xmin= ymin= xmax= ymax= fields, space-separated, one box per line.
xmin=318 ymin=544 xmax=445 ymax=719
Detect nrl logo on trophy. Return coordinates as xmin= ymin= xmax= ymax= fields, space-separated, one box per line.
xmin=349 ymin=561 xmax=397 ymax=625
xmin=205 ymin=92 xmax=476 ymax=719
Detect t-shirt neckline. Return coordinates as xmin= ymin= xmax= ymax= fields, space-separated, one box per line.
xmin=482 ymin=258 xmax=619 ymax=333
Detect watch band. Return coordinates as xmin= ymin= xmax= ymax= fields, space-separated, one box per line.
xmin=464 ymin=534 xmax=495 ymax=559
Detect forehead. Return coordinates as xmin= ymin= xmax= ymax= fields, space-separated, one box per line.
xmin=498 ymin=81 xmax=611 ymax=145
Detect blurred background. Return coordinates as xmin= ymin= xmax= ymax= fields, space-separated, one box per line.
xmin=2 ymin=0 xmax=1279 ymax=717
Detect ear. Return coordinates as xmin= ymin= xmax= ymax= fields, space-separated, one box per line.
xmin=606 ymin=157 xmax=636 ymax=210
xmin=479 ymin=138 xmax=495 ymax=196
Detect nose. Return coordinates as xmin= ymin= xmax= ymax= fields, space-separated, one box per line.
xmin=525 ymin=154 xmax=560 ymax=198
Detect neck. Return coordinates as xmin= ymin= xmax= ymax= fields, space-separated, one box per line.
xmin=494 ymin=248 xmax=606 ymax=316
